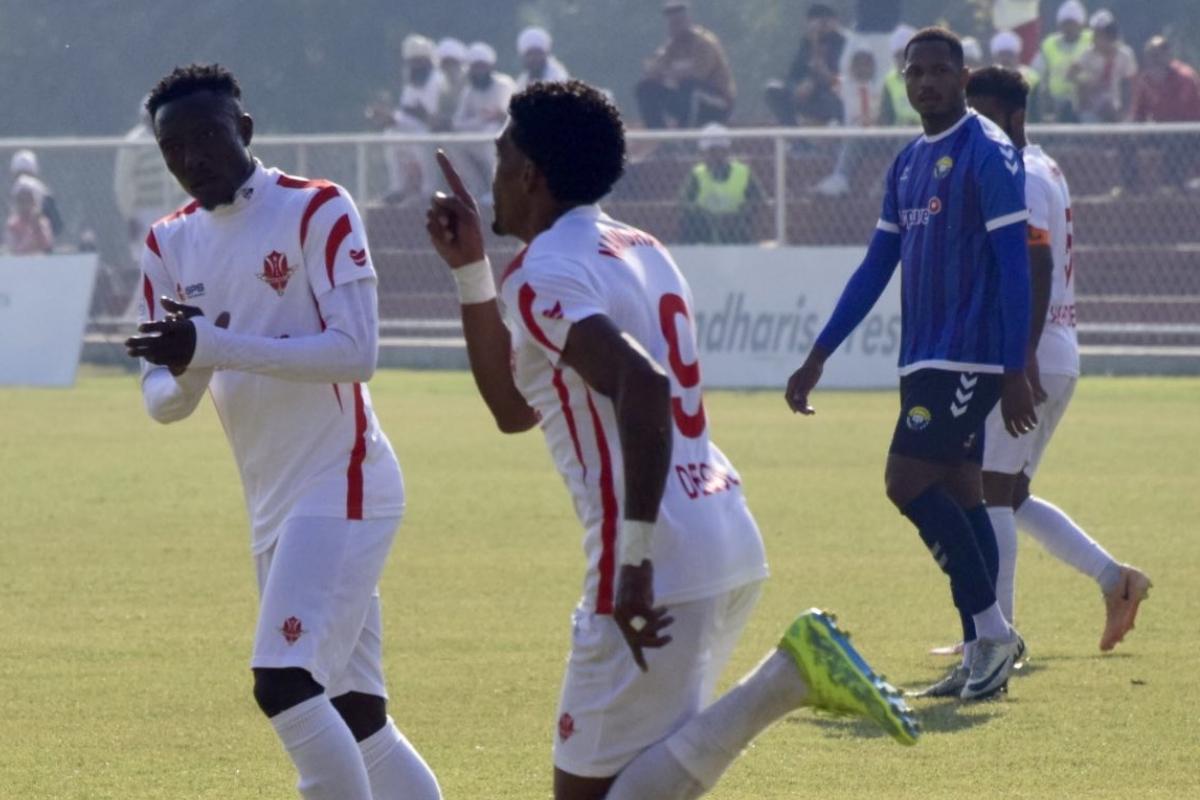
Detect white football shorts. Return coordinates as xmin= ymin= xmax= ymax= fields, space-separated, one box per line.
xmin=983 ymin=373 xmax=1077 ymax=477
xmin=553 ymin=580 xmax=763 ymax=779
xmin=252 ymin=515 xmax=401 ymax=699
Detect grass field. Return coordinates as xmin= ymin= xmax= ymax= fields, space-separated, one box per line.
xmin=1 ymin=369 xmax=1197 ymax=799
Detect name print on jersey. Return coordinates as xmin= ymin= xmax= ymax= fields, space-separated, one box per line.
xmin=257 ymin=250 xmax=298 ymax=296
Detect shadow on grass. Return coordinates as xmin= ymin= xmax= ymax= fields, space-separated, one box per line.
xmin=782 ymin=700 xmax=1002 ymax=740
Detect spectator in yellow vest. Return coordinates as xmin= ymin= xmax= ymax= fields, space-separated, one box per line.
xmin=680 ymin=124 xmax=765 ymax=244
xmin=879 ymin=25 xmax=921 ymax=126
xmin=990 ymin=30 xmax=1042 ymax=120
xmin=1032 ymin=0 xmax=1094 ymax=121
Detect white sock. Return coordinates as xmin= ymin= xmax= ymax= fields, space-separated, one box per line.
xmin=971 ymin=602 xmax=1011 ymax=642
xmin=358 ymin=717 xmax=442 ymax=800
xmin=988 ymin=506 xmax=1019 ymax=623
xmin=1016 ymin=496 xmax=1118 ymax=588
xmin=624 ymin=649 xmax=809 ymax=792
xmin=270 ymin=695 xmax=372 ymax=800
xmin=606 ymin=742 xmax=705 ymax=800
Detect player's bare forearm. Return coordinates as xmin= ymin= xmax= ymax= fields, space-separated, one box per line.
xmin=1027 ymin=244 xmax=1053 ymax=350
xmin=562 ymin=316 xmax=672 ymax=523
xmin=461 ymin=300 xmax=538 ymax=433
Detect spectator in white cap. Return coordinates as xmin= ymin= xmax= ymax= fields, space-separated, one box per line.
xmin=435 ymin=37 xmax=469 ymax=129
xmin=992 ymin=0 xmax=1041 ymax=64
xmin=680 ymin=123 xmax=765 ymax=243
xmin=515 ymin=26 xmax=570 ymax=90
xmin=880 ymin=24 xmax=921 ymax=126
xmin=8 ymin=148 xmax=63 ymax=237
xmin=990 ymin=30 xmax=1042 ymax=119
xmin=961 ymin=36 xmax=984 ymax=69
xmin=453 ymin=42 xmax=515 ymax=198
xmin=5 ymin=176 xmax=54 ymax=255
xmin=1070 ymin=10 xmax=1137 ymax=122
xmin=370 ymin=33 xmax=447 ymax=204
xmin=1033 ymin=0 xmax=1094 ymax=120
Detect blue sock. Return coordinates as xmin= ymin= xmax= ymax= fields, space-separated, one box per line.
xmin=902 ymin=486 xmax=997 ymax=638
xmin=964 ymin=504 xmax=999 ymax=589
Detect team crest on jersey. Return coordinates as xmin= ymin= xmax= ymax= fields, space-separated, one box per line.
xmin=906 ymin=405 xmax=932 ymax=431
xmin=558 ymin=712 xmax=576 ymax=742
xmin=933 ymin=156 xmax=954 ymax=179
xmin=257 ymin=250 xmax=297 ymax=296
xmin=280 ymin=616 xmax=304 ymax=645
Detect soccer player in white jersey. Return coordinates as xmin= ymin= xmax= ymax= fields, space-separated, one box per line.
xmin=963 ymin=66 xmax=1151 ymax=656
xmin=425 ymin=80 xmax=918 ymax=800
xmin=123 ymin=65 xmax=441 ymax=800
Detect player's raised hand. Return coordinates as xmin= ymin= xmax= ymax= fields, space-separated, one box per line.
xmin=426 ymin=149 xmax=485 ymax=268
xmin=1001 ymin=371 xmax=1039 ymax=437
xmin=125 ymin=296 xmax=229 ymax=375
xmin=785 ymin=354 xmax=824 ymax=415
xmin=613 ymin=561 xmax=673 ymax=672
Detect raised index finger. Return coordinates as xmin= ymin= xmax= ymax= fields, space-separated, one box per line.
xmin=435 ymin=149 xmax=476 ymax=206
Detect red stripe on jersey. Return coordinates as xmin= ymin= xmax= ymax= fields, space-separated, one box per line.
xmin=518 ymin=283 xmax=562 ymax=355
xmin=142 ymin=275 xmax=155 ymax=321
xmin=500 ymin=246 xmax=528 ymax=286
xmin=277 ymin=174 xmax=335 ymax=190
xmin=347 ymin=383 xmax=368 ymax=520
xmin=300 ymin=184 xmax=340 ymax=248
xmin=552 ymin=368 xmax=587 ymax=481
xmin=156 ymin=200 xmax=200 ymax=225
xmin=586 ymin=390 xmax=618 ymax=615
xmin=325 ymin=214 xmax=352 ymax=288
xmin=145 ymin=230 xmax=161 ymax=257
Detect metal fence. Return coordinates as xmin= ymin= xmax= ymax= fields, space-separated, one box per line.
xmin=4 ymin=123 xmax=1199 ymax=359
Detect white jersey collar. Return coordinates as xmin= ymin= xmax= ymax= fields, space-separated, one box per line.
xmin=921 ymin=110 xmax=972 ymax=144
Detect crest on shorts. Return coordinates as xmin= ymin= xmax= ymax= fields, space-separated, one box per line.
xmin=280 ymin=616 xmax=305 ymax=645
xmin=933 ymin=156 xmax=954 ymax=179
xmin=257 ymin=250 xmax=297 ymax=296
xmin=906 ymin=405 xmax=932 ymax=431
xmin=558 ymin=712 xmax=576 ymax=742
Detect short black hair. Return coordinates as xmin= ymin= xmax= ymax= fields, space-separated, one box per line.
xmin=508 ymin=80 xmax=626 ymax=205
xmin=807 ymin=3 xmax=837 ymax=18
xmin=146 ymin=63 xmax=243 ymax=120
xmin=966 ymin=66 xmax=1030 ymax=113
xmin=905 ymin=26 xmax=964 ymax=67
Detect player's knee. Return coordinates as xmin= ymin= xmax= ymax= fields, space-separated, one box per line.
xmin=252 ymin=667 xmax=324 ymax=718
xmin=1011 ymin=472 xmax=1032 ymax=510
xmin=330 ymin=691 xmax=388 ymax=741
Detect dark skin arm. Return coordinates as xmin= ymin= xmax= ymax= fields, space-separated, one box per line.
xmin=562 ymin=317 xmax=675 ymax=672
xmin=425 ymin=151 xmax=538 ymax=434
xmin=1026 ymin=241 xmax=1053 ymax=403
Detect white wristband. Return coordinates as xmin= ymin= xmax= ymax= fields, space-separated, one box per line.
xmin=619 ymin=519 xmax=655 ymax=566
xmin=452 ymin=258 xmax=497 ymax=304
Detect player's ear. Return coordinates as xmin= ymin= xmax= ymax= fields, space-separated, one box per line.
xmin=521 ymin=158 xmax=540 ymax=194
xmin=959 ymin=66 xmax=971 ymax=90
xmin=239 ymin=113 xmax=254 ymax=147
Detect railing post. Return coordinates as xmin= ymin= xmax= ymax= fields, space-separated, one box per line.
xmin=296 ymin=143 xmax=309 ymax=176
xmin=356 ymin=142 xmax=368 ymax=201
xmin=774 ymin=133 xmax=787 ymax=244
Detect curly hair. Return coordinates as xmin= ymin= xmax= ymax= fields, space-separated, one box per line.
xmin=508 ymin=80 xmax=626 ymax=205
xmin=146 ymin=63 xmax=243 ymax=119
xmin=967 ymin=66 xmax=1031 ymax=113
xmin=905 ymin=27 xmax=964 ymax=68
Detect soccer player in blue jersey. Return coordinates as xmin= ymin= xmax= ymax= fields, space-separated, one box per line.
xmin=785 ymin=27 xmax=1039 ymax=701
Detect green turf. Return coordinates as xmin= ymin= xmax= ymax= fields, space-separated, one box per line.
xmin=1 ymin=369 xmax=1196 ymax=799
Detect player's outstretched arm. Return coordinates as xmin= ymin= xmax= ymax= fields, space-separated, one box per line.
xmin=426 ymin=149 xmax=537 ymax=433
xmin=562 ymin=315 xmax=674 ymax=671
xmin=785 ymin=227 xmax=900 ymax=414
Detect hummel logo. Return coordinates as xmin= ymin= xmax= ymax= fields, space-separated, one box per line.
xmin=999 ymin=145 xmax=1014 ymax=159
xmin=542 ymin=301 xmax=564 ymax=320
xmin=960 ymin=374 xmax=978 ymax=389
xmin=951 ymin=403 xmax=968 ymax=418
xmin=955 ymin=388 xmax=973 ymax=405
xmin=349 ymin=248 xmax=367 ymax=267
xmin=1005 ymin=159 xmax=1020 ymax=175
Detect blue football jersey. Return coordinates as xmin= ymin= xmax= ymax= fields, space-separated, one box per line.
xmin=878 ymin=110 xmax=1029 ymax=374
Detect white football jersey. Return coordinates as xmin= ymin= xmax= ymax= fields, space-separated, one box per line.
xmin=499 ymin=205 xmax=768 ymax=613
xmin=1024 ymin=144 xmax=1079 ymax=377
xmin=139 ymin=163 xmax=403 ymax=553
